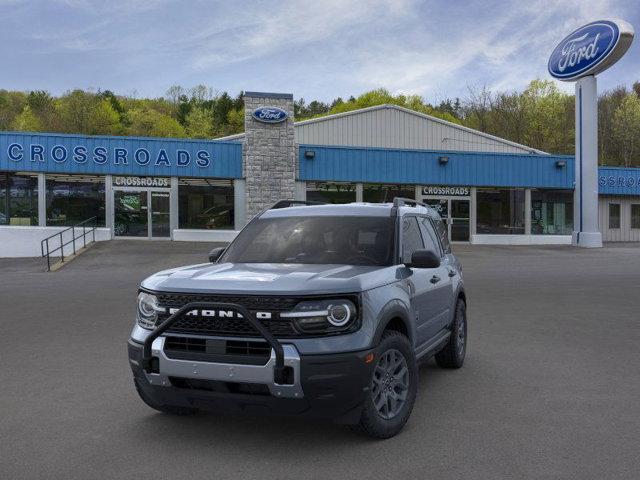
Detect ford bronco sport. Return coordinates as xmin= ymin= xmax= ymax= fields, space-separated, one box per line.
xmin=128 ymin=198 xmax=467 ymax=438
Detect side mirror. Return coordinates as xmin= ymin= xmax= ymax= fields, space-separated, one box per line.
xmin=208 ymin=247 xmax=226 ymax=263
xmin=406 ymin=249 xmax=440 ymax=269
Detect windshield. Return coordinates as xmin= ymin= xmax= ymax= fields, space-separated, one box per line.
xmin=221 ymin=216 xmax=395 ymax=266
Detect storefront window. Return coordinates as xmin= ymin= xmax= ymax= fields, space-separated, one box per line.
xmin=476 ymin=188 xmax=525 ymax=234
xmin=306 ymin=182 xmax=356 ymax=204
xmin=363 ymin=184 xmax=414 ymax=203
xmin=609 ymin=204 xmax=620 ymax=229
xmin=0 ymin=172 xmax=38 ymax=226
xmin=531 ymin=189 xmax=573 ymax=235
xmin=178 ymin=178 xmax=234 ymax=229
xmin=46 ymin=175 xmax=105 ymax=227
xmin=632 ymin=204 xmax=640 ymax=229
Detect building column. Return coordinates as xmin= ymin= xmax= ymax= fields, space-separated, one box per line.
xmin=355 ymin=183 xmax=363 ymax=202
xmin=524 ymin=188 xmax=532 ymax=235
xmin=233 ymin=179 xmax=246 ymax=230
xmin=37 ymin=173 xmax=46 ymax=226
xmin=170 ymin=177 xmax=179 ymax=239
xmin=243 ymin=92 xmax=296 ymax=221
xmin=105 ymin=175 xmax=114 ymax=236
xmin=469 ymin=187 xmax=477 ymax=239
xmin=294 ymin=181 xmax=306 ymax=201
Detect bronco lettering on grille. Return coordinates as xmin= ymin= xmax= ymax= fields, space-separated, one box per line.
xmin=167 ymin=308 xmax=272 ymax=320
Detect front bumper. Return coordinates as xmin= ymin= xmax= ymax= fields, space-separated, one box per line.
xmin=128 ymin=338 xmax=374 ymax=423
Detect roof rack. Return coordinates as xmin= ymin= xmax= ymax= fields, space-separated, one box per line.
xmin=392 ymin=197 xmax=429 ymax=208
xmin=270 ymin=200 xmax=326 ymax=209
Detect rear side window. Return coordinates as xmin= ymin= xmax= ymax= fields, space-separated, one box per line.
xmin=401 ymin=217 xmax=424 ymax=263
xmin=434 ymin=218 xmax=451 ymax=253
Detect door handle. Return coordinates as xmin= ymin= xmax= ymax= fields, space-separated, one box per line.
xmin=430 ymin=275 xmax=441 ymax=284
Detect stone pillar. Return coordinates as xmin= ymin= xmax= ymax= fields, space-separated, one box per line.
xmin=243 ymin=92 xmax=296 ymax=221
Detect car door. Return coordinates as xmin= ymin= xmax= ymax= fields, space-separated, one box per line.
xmin=418 ymin=216 xmax=455 ymax=337
xmin=400 ymin=216 xmax=440 ymax=347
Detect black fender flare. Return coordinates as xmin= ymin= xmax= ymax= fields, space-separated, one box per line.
xmin=371 ymin=299 xmax=413 ymax=347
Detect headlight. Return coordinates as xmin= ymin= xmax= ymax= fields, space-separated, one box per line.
xmin=137 ymin=292 xmax=161 ymax=329
xmin=281 ymin=298 xmax=358 ymax=335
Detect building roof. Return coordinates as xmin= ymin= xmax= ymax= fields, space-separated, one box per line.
xmin=216 ymin=104 xmax=545 ymax=155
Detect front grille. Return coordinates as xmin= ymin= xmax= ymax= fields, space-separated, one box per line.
xmin=154 ymin=292 xmax=359 ymax=338
xmin=155 ymin=292 xmax=300 ymax=338
xmin=164 ymin=336 xmax=271 ymax=365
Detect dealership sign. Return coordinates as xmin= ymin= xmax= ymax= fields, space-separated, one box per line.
xmin=0 ymin=133 xmax=243 ymax=179
xmin=548 ymin=20 xmax=634 ymax=81
xmin=252 ymin=106 xmax=288 ymax=123
xmin=422 ymin=186 xmax=469 ymax=196
xmin=114 ymin=176 xmax=170 ymax=187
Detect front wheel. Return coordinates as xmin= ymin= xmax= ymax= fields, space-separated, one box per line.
xmin=435 ymin=299 xmax=467 ymax=369
xmin=357 ymin=331 xmax=418 ymax=439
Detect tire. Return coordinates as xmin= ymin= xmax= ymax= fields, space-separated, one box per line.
xmin=357 ymin=330 xmax=418 ymax=439
xmin=435 ymin=299 xmax=467 ymax=369
xmin=133 ymin=377 xmax=199 ymax=416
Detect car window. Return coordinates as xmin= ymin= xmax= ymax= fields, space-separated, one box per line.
xmin=220 ymin=216 xmax=396 ymax=266
xmin=419 ymin=217 xmax=442 ymax=256
xmin=434 ymin=218 xmax=451 ymax=254
xmin=401 ymin=216 xmax=424 ymax=264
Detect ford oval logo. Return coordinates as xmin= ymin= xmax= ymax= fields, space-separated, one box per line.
xmin=252 ymin=106 xmax=288 ymax=123
xmin=548 ymin=20 xmax=626 ymax=81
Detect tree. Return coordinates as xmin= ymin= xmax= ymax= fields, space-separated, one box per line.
xmin=127 ymin=107 xmax=186 ymax=138
xmin=57 ymin=90 xmax=97 ymax=134
xmin=0 ymin=90 xmax=27 ymax=130
xmin=87 ymin=99 xmax=122 ymax=135
xmin=11 ymin=105 xmax=42 ymax=131
xmin=185 ymin=107 xmax=213 ymax=138
xmin=611 ymin=93 xmax=640 ymax=167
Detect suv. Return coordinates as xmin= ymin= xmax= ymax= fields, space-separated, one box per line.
xmin=128 ymin=199 xmax=467 ymax=438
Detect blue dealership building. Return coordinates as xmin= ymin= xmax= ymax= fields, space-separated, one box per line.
xmin=1 ymin=91 xmax=639 ymax=257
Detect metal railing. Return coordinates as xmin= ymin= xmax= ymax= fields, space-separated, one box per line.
xmin=41 ymin=217 xmax=97 ymax=271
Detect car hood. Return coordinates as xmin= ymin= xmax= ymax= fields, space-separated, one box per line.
xmin=140 ymin=262 xmax=399 ymax=295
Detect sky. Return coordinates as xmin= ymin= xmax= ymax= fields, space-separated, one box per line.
xmin=1 ymin=0 xmax=639 ymax=103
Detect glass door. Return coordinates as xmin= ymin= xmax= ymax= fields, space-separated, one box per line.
xmin=114 ymin=190 xmax=148 ymax=237
xmin=150 ymin=191 xmax=170 ymax=238
xmin=450 ymin=199 xmax=470 ymax=241
xmin=422 ymin=197 xmax=470 ymax=242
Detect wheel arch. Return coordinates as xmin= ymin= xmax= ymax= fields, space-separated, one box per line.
xmin=372 ymin=300 xmax=413 ymax=347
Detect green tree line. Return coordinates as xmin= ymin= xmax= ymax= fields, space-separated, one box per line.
xmin=1 ymin=80 xmax=639 ymax=166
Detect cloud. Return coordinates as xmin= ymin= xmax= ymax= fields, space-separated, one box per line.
xmin=1 ymin=0 xmax=638 ymax=100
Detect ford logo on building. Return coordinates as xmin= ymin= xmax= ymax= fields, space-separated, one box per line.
xmin=548 ymin=20 xmax=634 ymax=81
xmin=252 ymin=106 xmax=289 ymax=123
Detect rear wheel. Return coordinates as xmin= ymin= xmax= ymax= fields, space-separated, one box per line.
xmin=133 ymin=377 xmax=199 ymax=415
xmin=358 ymin=330 xmax=417 ymax=439
xmin=435 ymin=299 xmax=467 ymax=369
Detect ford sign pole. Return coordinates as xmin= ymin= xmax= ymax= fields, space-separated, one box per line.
xmin=549 ymin=20 xmax=634 ymax=247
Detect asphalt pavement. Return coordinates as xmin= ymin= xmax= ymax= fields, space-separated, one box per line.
xmin=1 ymin=240 xmax=639 ymax=479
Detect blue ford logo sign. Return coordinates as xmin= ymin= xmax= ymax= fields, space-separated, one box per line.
xmin=252 ymin=106 xmax=288 ymax=123
xmin=548 ymin=20 xmax=634 ymax=81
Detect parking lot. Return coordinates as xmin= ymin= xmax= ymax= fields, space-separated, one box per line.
xmin=1 ymin=240 xmax=639 ymax=479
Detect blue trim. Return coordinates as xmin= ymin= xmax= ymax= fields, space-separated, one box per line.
xmin=598 ymin=166 xmax=640 ymax=196
xmin=299 ymin=145 xmax=574 ymax=188
xmin=0 ymin=132 xmax=242 ymax=179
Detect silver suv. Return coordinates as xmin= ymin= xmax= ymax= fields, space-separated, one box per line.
xmin=128 ymin=199 xmax=467 ymax=438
